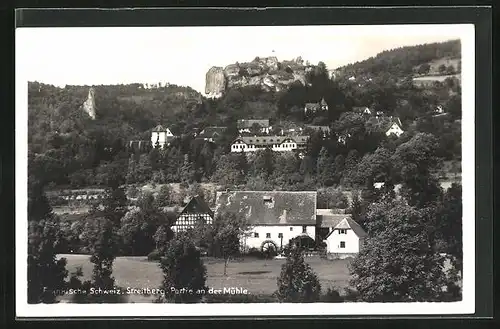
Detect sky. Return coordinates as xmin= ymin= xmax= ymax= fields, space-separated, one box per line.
xmin=16 ymin=25 xmax=466 ymax=94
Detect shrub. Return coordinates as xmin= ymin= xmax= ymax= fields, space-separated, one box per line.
xmin=147 ymin=249 xmax=162 ymax=262
xmin=321 ymin=287 xmax=344 ymax=302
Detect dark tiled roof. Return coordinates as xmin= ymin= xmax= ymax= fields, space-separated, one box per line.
xmin=317 ymin=214 xmax=351 ymax=228
xmin=178 ymin=195 xmax=214 ymax=219
xmin=305 ymin=103 xmax=320 ymax=111
xmin=237 ymin=119 xmax=270 ymax=129
xmin=324 ymin=217 xmax=367 ymax=238
xmin=198 ymin=126 xmax=227 ymax=138
xmin=152 ymin=125 xmax=167 ymax=132
xmin=305 ymin=125 xmax=330 ymax=132
xmin=215 ymin=191 xmax=317 ymax=225
xmin=233 ymin=135 xmax=309 ymax=146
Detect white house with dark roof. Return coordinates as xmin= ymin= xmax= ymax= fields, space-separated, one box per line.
xmin=316 ymin=208 xmax=367 ymax=259
xmin=215 ymin=191 xmax=317 ymax=252
xmin=304 ymin=98 xmax=328 ymax=114
xmin=385 ymin=117 xmax=404 ymax=137
xmin=237 ymin=119 xmax=270 ymax=134
xmin=230 ymin=135 xmax=309 ymax=153
xmin=151 ymin=125 xmax=175 ymax=148
xmin=196 ymin=126 xmax=227 ymax=142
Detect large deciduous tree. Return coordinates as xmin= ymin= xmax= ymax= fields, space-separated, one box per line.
xmin=391 ymin=133 xmax=443 ymax=207
xmin=349 ymin=200 xmax=447 ymax=302
xmin=212 ymin=212 xmax=249 ymax=276
xmin=80 ymin=217 xmax=118 ymax=290
xmin=27 ymin=180 xmax=68 ymax=303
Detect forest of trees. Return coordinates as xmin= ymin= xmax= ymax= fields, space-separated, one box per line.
xmin=28 ymin=40 xmax=461 ymax=190
xmin=337 ymin=39 xmax=461 ymax=78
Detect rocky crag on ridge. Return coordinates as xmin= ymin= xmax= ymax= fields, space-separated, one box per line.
xmin=205 ymin=56 xmax=315 ymax=98
xmin=81 ymin=87 xmax=96 ymax=119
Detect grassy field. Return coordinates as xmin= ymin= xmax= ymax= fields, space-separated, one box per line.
xmin=58 ymin=254 xmax=352 ymax=303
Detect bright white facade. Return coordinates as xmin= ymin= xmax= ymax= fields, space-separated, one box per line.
xmin=324 ymin=218 xmax=367 ymax=259
xmin=238 ymin=127 xmax=271 ymax=134
xmin=230 ymin=136 xmax=307 ymax=153
xmin=385 ymin=123 xmax=404 ymax=137
xmin=241 ymin=225 xmax=316 ymax=251
xmin=151 ymin=125 xmax=175 ymax=148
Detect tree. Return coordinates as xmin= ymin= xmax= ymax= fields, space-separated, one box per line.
xmin=316 ymin=147 xmax=335 ymax=187
xmin=417 ymin=63 xmax=431 ymax=75
xmin=188 ymin=182 xmax=205 ymax=199
xmin=212 ymin=154 xmax=246 ymax=187
xmin=28 ymin=219 xmax=69 ymax=303
xmin=212 ymin=212 xmax=248 ymax=276
xmin=153 ymin=224 xmax=174 ymax=252
xmin=27 ymin=182 xmax=68 ymax=303
xmin=157 ymin=233 xmax=207 ymax=303
xmin=154 ymin=184 xmax=172 ymax=209
xmin=179 ymin=154 xmax=195 ymax=184
xmin=437 ymin=183 xmax=462 ymax=272
xmin=276 ymin=248 xmax=321 ymax=302
xmin=102 ymin=178 xmax=128 ymax=227
xmin=349 ymin=200 xmax=447 ymax=302
xmin=438 ymin=64 xmax=447 ymax=73
xmin=348 ymin=190 xmax=366 ymax=229
xmin=332 ymin=154 xmax=345 ymax=185
xmin=80 ymin=217 xmax=117 ymax=290
xmin=391 ymin=133 xmax=443 ymax=207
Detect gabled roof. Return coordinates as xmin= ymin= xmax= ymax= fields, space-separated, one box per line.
xmin=320 ymin=98 xmax=328 ymax=106
xmin=152 ymin=125 xmax=168 ymax=132
xmin=232 ymin=135 xmax=309 ymax=146
xmin=305 ymin=125 xmax=330 ymax=132
xmin=324 ymin=217 xmax=367 ymax=238
xmin=215 ymin=191 xmax=317 ymax=225
xmin=178 ymin=195 xmax=214 ymax=219
xmin=237 ymin=119 xmax=270 ymax=129
xmin=304 ymin=103 xmax=321 ymax=111
xmin=198 ymin=126 xmax=227 ymax=138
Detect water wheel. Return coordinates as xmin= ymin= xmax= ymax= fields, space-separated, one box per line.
xmin=261 ymin=240 xmax=278 ymax=258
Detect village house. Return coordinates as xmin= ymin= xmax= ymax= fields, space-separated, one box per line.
xmin=304 ymin=98 xmax=328 ymax=114
xmin=196 ymin=126 xmax=227 ymax=142
xmin=128 ymin=139 xmax=152 ymax=152
xmin=316 ymin=208 xmax=367 ymax=259
xmin=215 ymin=191 xmax=317 ymax=253
xmin=384 ymin=117 xmax=404 ymax=137
xmin=353 ymin=106 xmax=372 ymax=115
xmin=151 ymin=125 xmax=176 ymax=148
xmin=230 ymin=135 xmax=309 ymax=153
xmin=237 ymin=119 xmax=271 ymax=134
xmin=171 ymin=195 xmax=214 ymax=233
xmin=305 ymin=125 xmax=330 ymax=137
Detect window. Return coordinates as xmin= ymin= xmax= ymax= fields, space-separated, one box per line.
xmin=340 ymin=241 xmax=346 ymax=248
xmin=278 ymin=233 xmax=283 ymax=238
xmin=266 ymin=233 xmax=271 ymax=238
xmin=290 ymin=227 xmax=293 ymax=231
xmin=302 ymin=225 xmax=307 ymax=233
xmin=254 ymin=232 xmax=259 ymax=238
xmin=339 ymin=229 xmax=347 ymax=234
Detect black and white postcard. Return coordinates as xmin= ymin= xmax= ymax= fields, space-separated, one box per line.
xmin=16 ymin=21 xmax=476 ymax=317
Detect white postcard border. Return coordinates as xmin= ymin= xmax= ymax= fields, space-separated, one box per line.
xmin=16 ymin=23 xmax=475 ymax=317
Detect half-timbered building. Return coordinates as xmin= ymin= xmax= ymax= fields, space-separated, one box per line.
xmin=172 ymin=195 xmax=214 ymax=233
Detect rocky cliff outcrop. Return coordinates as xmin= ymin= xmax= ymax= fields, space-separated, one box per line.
xmin=82 ymin=87 xmax=96 ymax=119
xmin=205 ymin=67 xmax=225 ymax=98
xmin=205 ymin=56 xmax=312 ymax=97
